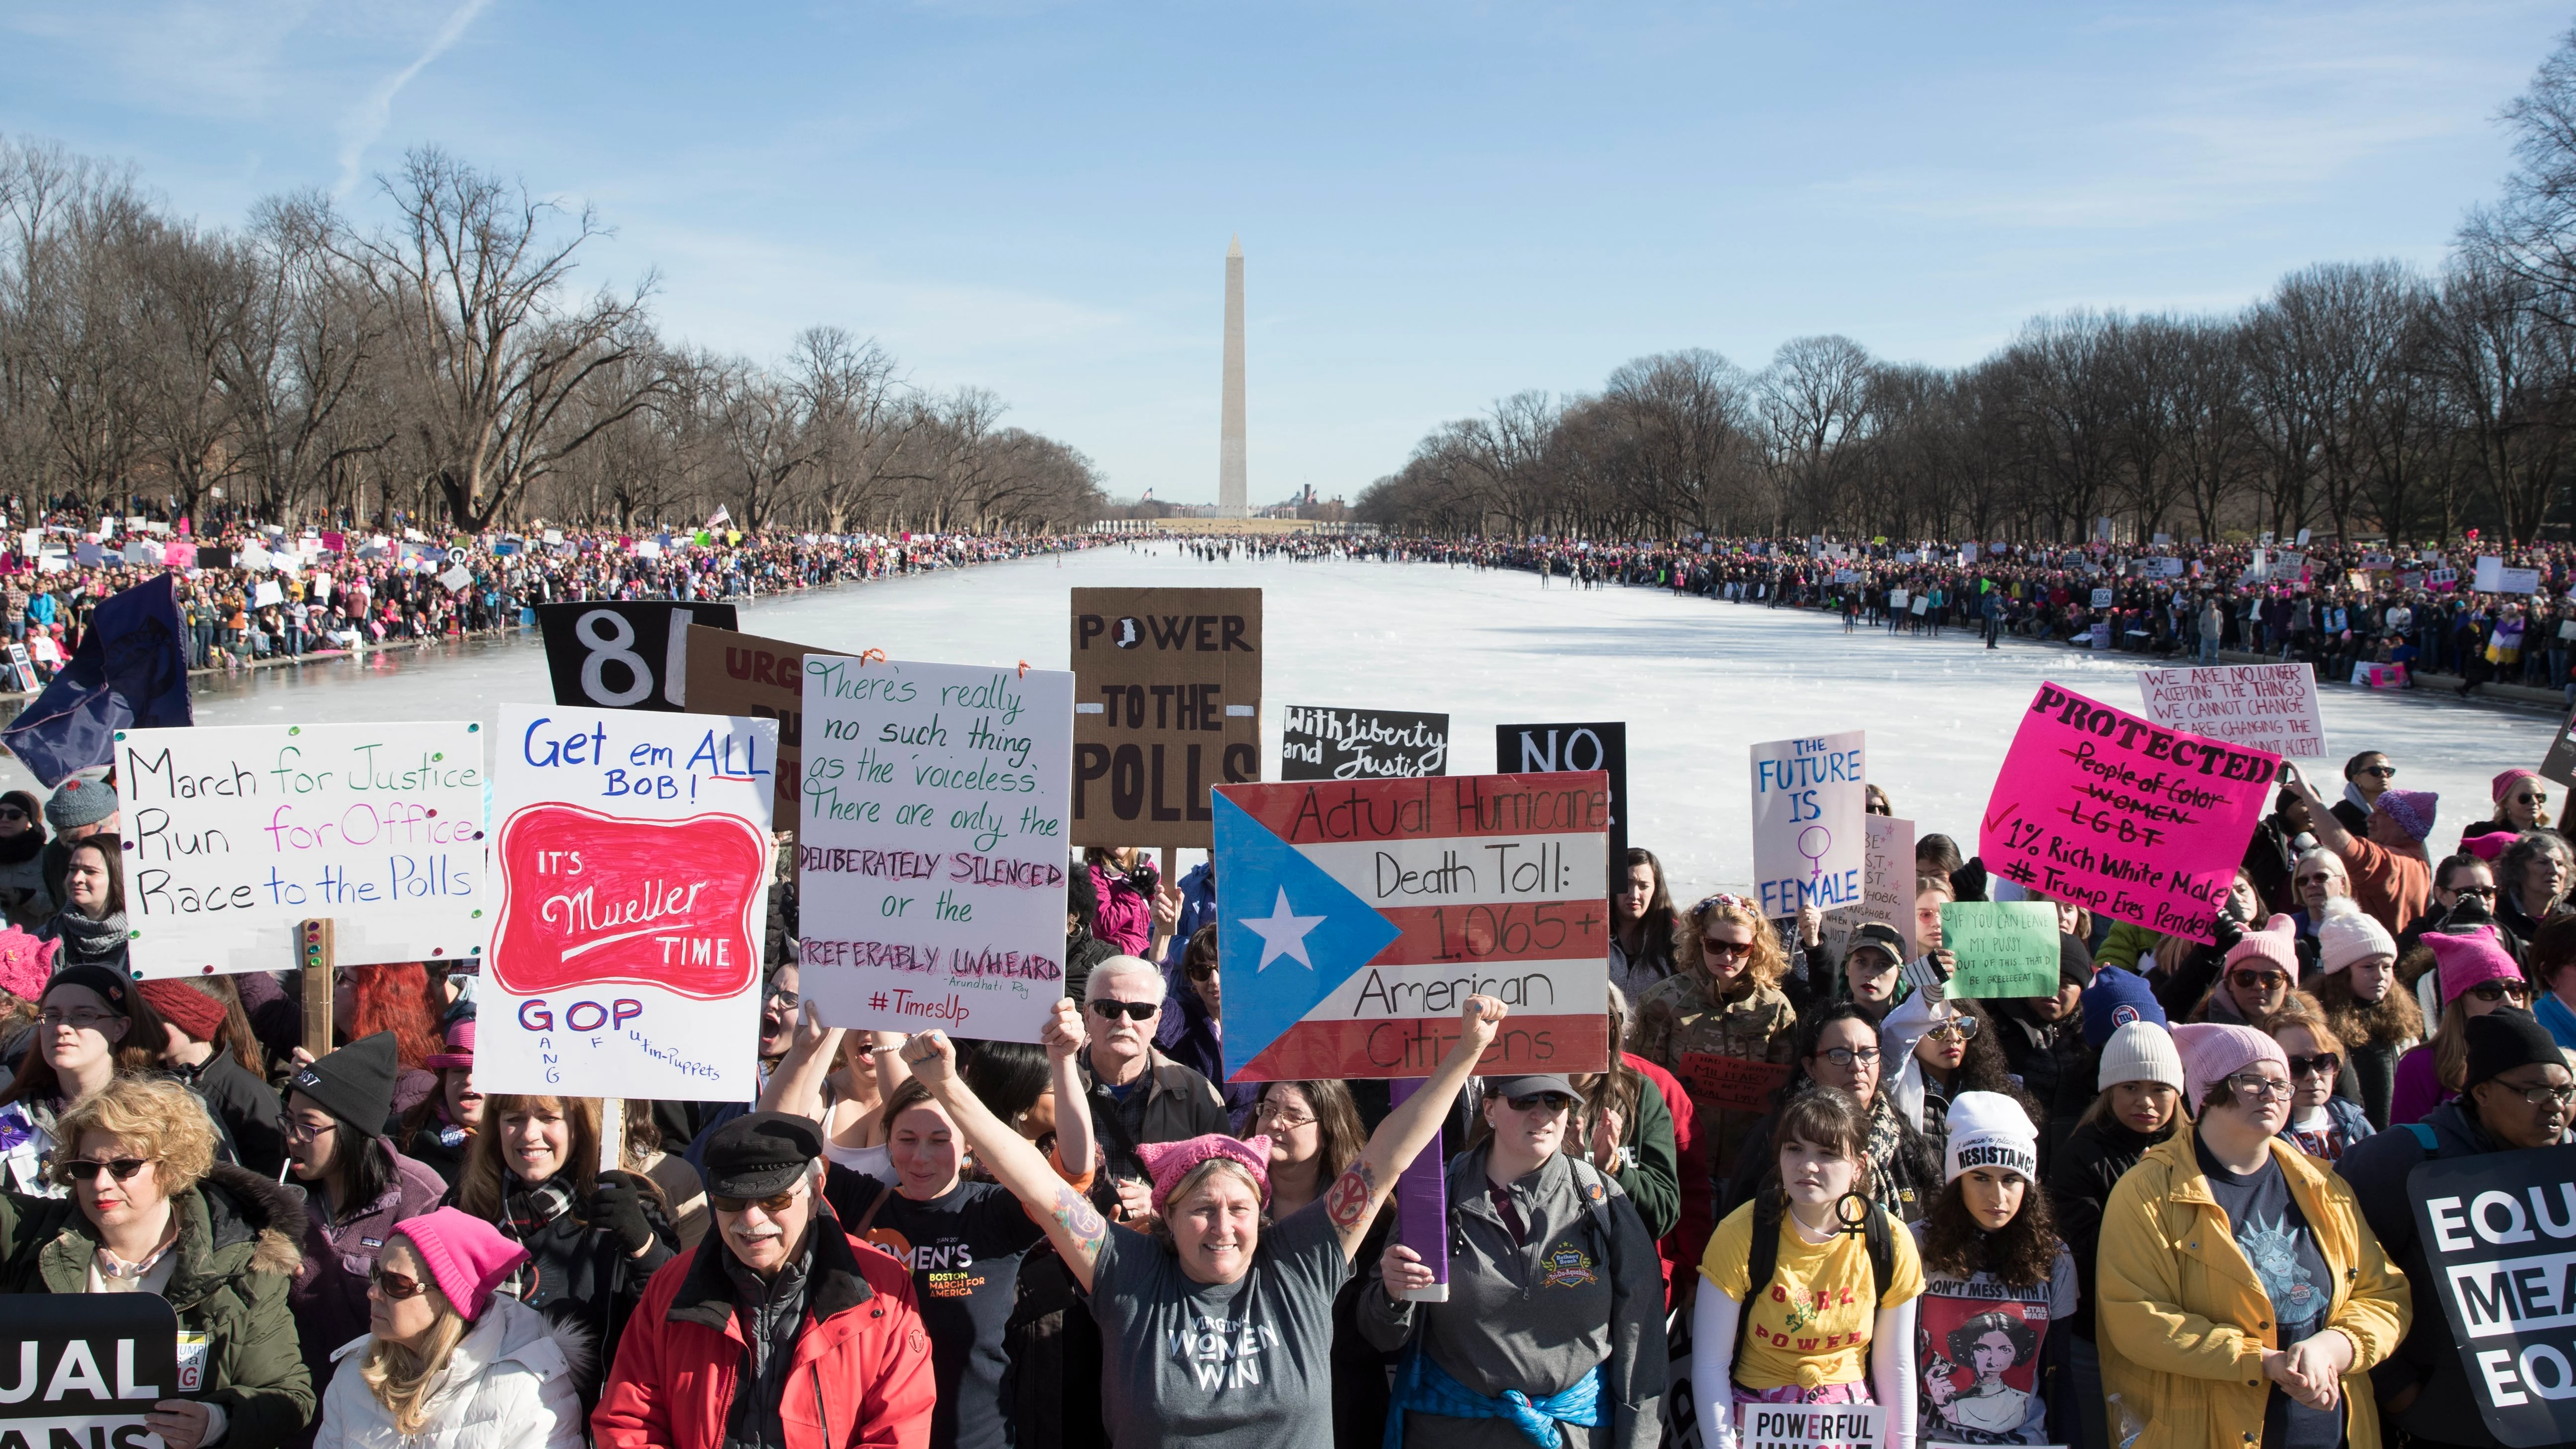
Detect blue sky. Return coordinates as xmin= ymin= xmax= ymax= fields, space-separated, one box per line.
xmin=4 ymin=2 xmax=2569 ymax=508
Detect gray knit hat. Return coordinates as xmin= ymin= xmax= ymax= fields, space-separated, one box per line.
xmin=45 ymin=777 xmax=116 ymax=832
xmin=2096 ymin=1019 xmax=2185 ymax=1093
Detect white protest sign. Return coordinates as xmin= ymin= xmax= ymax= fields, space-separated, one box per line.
xmin=2473 ymin=556 xmax=2543 ymax=595
xmin=1864 ymin=813 xmax=1915 ymax=957
xmin=798 ymin=656 xmax=1074 ymax=1041
xmin=2135 ymin=662 xmax=2326 ymax=759
xmin=117 ymin=723 xmax=488 ymax=977
xmin=481 ymin=705 xmax=779 ymax=1101
xmin=2089 ymin=588 xmax=2112 ymax=608
xmin=440 ymin=564 xmax=472 ymax=592
xmin=1738 ymin=1401 xmax=1884 ymax=1449
xmin=1749 ymin=730 xmax=1866 ymax=919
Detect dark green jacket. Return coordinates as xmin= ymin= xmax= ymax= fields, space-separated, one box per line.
xmin=1608 ymin=1064 xmax=1680 ymax=1241
xmin=1 ymin=1163 xmax=316 ymax=1449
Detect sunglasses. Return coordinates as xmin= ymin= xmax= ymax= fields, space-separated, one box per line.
xmin=60 ymin=1157 xmax=153 ymax=1184
xmin=2229 ymin=969 xmax=2290 ymax=992
xmin=369 ymin=1264 xmax=430 ymax=1300
xmin=710 ymin=1187 xmax=805 ymax=1214
xmin=2514 ymin=792 xmax=2550 ymax=806
xmin=1088 ymin=999 xmax=1158 ymax=1022
xmin=2358 ymin=765 xmax=2397 ymax=779
xmin=1505 ymin=1091 xmax=1574 ymax=1113
xmin=0 ymin=807 xmax=25 ymax=821
xmin=2285 ymin=1052 xmax=2340 ymax=1078
xmin=2451 ymin=885 xmax=2497 ymax=899
xmin=2467 ymin=979 xmax=2534 ymax=1004
xmin=2293 ymin=873 xmax=2338 ymax=887
xmin=1927 ymin=1017 xmax=1980 ymax=1042
xmin=1700 ymin=938 xmax=1753 ymax=960
xmin=1185 ymin=962 xmax=1217 ymax=982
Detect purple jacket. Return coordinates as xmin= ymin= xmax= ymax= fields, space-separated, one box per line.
xmin=287 ymin=1140 xmax=449 ymax=1402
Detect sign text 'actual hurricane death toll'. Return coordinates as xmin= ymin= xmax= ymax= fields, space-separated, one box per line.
xmin=1977 ymin=683 xmax=2278 ymax=945
xmin=116 ymin=722 xmax=487 ymax=976
xmin=1069 ymin=587 xmax=1261 ymax=848
xmin=1213 ymin=772 xmax=1612 ymax=1081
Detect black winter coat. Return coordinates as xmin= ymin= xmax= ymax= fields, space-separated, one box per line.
xmin=455 ymin=1171 xmax=677 ymax=1403
xmin=2042 ymin=1114 xmax=2172 ymax=1341
xmin=1991 ymin=1001 xmax=2091 ymax=1176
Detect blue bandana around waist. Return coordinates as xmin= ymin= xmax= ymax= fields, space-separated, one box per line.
xmin=1384 ymin=1345 xmax=1607 ymax=1449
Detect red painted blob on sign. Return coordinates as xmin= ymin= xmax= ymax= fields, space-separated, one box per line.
xmin=490 ymin=802 xmax=769 ymax=999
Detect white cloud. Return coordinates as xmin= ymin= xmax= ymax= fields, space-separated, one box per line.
xmin=333 ymin=0 xmax=495 ymax=195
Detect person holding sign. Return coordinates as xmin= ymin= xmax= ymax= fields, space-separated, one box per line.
xmin=1690 ymin=1087 xmax=1926 ymax=1449
xmin=1632 ymin=895 xmax=1800 ymax=1189
xmin=0 ymin=1075 xmax=316 ymax=1449
xmin=894 ymin=996 xmax=1511 ymax=1449
xmin=2097 ymin=1024 xmax=2408 ymax=1449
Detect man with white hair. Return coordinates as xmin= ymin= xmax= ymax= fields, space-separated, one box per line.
xmin=1081 ymin=953 xmax=1227 ymax=1220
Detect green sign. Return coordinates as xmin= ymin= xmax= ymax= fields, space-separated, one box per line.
xmin=1941 ymin=901 xmax=2062 ymax=999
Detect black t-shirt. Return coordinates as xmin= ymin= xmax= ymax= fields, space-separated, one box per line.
xmin=2193 ymin=1135 xmax=2340 ymax=1449
xmin=824 ymin=1165 xmax=1050 ymax=1449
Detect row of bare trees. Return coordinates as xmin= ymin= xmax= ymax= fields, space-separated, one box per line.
xmin=0 ymin=143 xmax=1106 ymax=534
xmin=1360 ymin=32 xmax=2576 ymax=547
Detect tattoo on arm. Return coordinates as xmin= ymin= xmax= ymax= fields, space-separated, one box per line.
xmin=1325 ymin=1160 xmax=1379 ymax=1230
xmin=1051 ymin=1183 xmax=1109 ymax=1255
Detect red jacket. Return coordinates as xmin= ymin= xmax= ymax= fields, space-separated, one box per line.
xmin=592 ymin=1220 xmax=936 ymax=1449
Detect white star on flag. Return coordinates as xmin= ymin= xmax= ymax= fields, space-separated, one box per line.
xmin=1241 ymin=887 xmax=1326 ymax=971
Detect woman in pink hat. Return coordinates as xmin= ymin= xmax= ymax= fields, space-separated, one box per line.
xmin=2390 ymin=930 xmax=2533 ymax=1124
xmin=313 ymin=1207 xmax=589 ymax=1449
xmin=399 ymin=1017 xmax=482 ymax=1189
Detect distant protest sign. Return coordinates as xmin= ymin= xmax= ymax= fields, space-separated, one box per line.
xmin=2135 ymin=662 xmax=2326 ymax=759
xmin=117 ymin=723 xmax=487 ymax=977
xmin=2405 ymin=1147 xmax=2576 ymax=1447
xmin=2542 ymin=698 xmax=2576 ymax=788
xmin=1977 ymin=684 xmax=2278 ymax=945
xmin=685 ymin=626 xmax=819 ymax=823
xmin=1819 ymin=813 xmax=1913 ymax=966
xmin=796 ymin=656 xmax=1074 ymax=1043
xmin=2 ymin=1295 xmax=182 ymax=1448
xmin=482 ymin=704 xmax=778 ymax=1101
xmin=1940 ymin=901 xmax=2062 ymax=999
xmin=1749 ymin=731 xmax=1866 ymax=920
xmin=1212 ymin=772 xmax=1611 ymax=1080
xmin=1498 ymin=721 xmax=1629 ymax=863
xmin=1280 ymin=705 xmax=1449 ymax=781
xmin=536 ymin=601 xmax=738 ymax=713
xmin=1069 ymin=588 xmax=1261 ymax=848
xmin=2475 ymin=557 xmax=2545 ymax=596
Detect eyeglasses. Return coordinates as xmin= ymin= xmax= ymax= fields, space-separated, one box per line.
xmin=2227 ymin=1074 xmax=2296 ymax=1102
xmin=59 ymin=1157 xmax=153 ymax=1184
xmin=1700 ymin=937 xmax=1753 ymax=960
xmin=278 ymin=1116 xmax=335 ymax=1144
xmin=368 ymin=1265 xmax=429 ymax=1300
xmin=1255 ymin=1102 xmax=1316 ymax=1129
xmin=2358 ymin=765 xmax=2398 ymax=779
xmin=2491 ymin=1079 xmax=2576 ymax=1109
xmin=1816 ymin=1046 xmax=1882 ymax=1068
xmin=38 ymin=1008 xmax=115 ymax=1030
xmin=763 ymin=984 xmax=799 ymax=1008
xmin=2228 ymin=969 xmax=2290 ymax=992
xmin=1927 ymin=1017 xmax=1980 ymax=1043
xmin=1506 ymin=1092 xmax=1574 ymax=1113
xmin=2285 ymin=1052 xmax=2340 ymax=1079
xmin=710 ymin=1187 xmax=805 ymax=1214
xmin=2467 ymin=980 xmax=2534 ymax=1004
xmin=1088 ymin=999 xmax=1158 ymax=1022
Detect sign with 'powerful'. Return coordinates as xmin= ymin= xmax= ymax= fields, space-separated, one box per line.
xmin=1070 ymin=588 xmax=1261 ymax=848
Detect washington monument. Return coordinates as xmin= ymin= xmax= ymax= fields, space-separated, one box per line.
xmin=1217 ymin=235 xmax=1248 ymax=518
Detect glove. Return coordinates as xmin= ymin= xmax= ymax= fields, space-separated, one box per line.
xmin=2208 ymin=911 xmax=2246 ymax=955
xmin=589 ymin=1170 xmax=657 ymax=1256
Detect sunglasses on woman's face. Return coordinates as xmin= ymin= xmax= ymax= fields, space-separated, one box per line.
xmin=2451 ymin=885 xmax=2497 ymax=899
xmin=1185 ymin=962 xmax=1217 ymax=982
xmin=2285 ymin=1052 xmax=2339 ymax=1078
xmin=2359 ymin=765 xmax=2397 ymax=779
xmin=2229 ymin=969 xmax=2289 ymax=992
xmin=1927 ymin=1017 xmax=1980 ymax=1042
xmin=1505 ymin=1092 xmax=1574 ymax=1113
xmin=2515 ymin=792 xmax=2549 ymax=806
xmin=1701 ymin=937 xmax=1753 ymax=960
xmin=368 ymin=1264 xmax=429 ymax=1299
xmin=2468 ymin=979 xmax=2534 ymax=1004
xmin=0 ymin=807 xmax=26 ymax=821
xmin=60 ymin=1157 xmax=152 ymax=1184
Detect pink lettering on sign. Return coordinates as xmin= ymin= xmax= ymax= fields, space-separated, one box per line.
xmin=490 ymin=802 xmax=768 ymax=998
xmin=1976 ymin=683 xmax=2279 ymax=946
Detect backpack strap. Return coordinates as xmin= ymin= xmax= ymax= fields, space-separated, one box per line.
xmin=1732 ymin=1197 xmax=1784 ymax=1372
xmin=1862 ymin=1203 xmax=1893 ymax=1311
xmin=1565 ymin=1156 xmax=1619 ymax=1245
xmin=2404 ymin=1123 xmax=2438 ymax=1152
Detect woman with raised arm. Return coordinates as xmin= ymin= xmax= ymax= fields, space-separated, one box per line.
xmin=898 ymin=995 xmax=1512 ymax=1449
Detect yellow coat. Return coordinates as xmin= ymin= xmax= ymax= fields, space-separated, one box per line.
xmin=2096 ymin=1123 xmax=2410 ymax=1449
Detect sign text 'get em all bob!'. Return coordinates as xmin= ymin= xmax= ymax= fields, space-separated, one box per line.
xmin=115 ymin=722 xmax=487 ymax=977
xmin=1069 ymin=587 xmax=1261 ymax=848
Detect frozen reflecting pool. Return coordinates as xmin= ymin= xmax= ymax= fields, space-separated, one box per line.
xmin=115 ymin=544 xmax=2563 ymax=897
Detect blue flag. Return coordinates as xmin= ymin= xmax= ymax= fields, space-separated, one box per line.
xmin=1 ymin=573 xmax=192 ymax=785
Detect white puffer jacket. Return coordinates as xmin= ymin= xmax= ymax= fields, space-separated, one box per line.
xmin=314 ymin=1295 xmax=591 ymax=1449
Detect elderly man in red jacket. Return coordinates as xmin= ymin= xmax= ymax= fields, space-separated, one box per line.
xmin=594 ymin=1111 xmax=935 ymax=1449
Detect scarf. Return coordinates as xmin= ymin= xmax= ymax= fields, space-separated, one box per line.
xmin=52 ymin=909 xmax=129 ymax=962
xmin=0 ymin=832 xmax=41 ymax=866
xmin=1385 ymin=1347 xmax=1605 ymax=1449
xmin=2343 ymin=780 xmax=2376 ymax=820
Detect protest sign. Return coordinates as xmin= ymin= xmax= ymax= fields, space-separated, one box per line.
xmin=2404 ymin=1147 xmax=2576 ymax=1447
xmin=2090 ymin=588 xmax=2113 ymax=608
xmin=684 ymin=626 xmax=821 ymax=823
xmin=1976 ymin=684 xmax=2277 ymax=945
xmin=535 ymin=601 xmax=739 ymax=713
xmin=1737 ymin=1401 xmax=1884 ymax=1449
xmin=1676 ymin=1052 xmax=1793 ymax=1113
xmin=1281 ymin=705 xmax=1449 ymax=781
xmin=1212 ymin=772 xmax=1611 ymax=1080
xmin=481 ymin=704 xmax=778 ymax=1101
xmin=796 ymin=655 xmax=1074 ymax=1042
xmin=1496 ymin=721 xmax=1628 ymax=862
xmin=2355 ymin=662 xmax=2410 ymax=690
xmin=2475 ymin=556 xmax=2545 ymax=596
xmin=1940 ymin=901 xmax=2062 ymax=999
xmin=2542 ymin=696 xmax=2576 ymax=789
xmin=1890 ymin=589 xmax=1910 ymax=609
xmin=1 ymin=1295 xmax=183 ymax=1449
xmin=1749 ymin=731 xmax=1866 ymax=919
xmin=116 ymin=723 xmax=487 ymax=977
xmin=1069 ymin=588 xmax=1262 ymax=848
xmin=2135 ymin=662 xmax=2326 ymax=759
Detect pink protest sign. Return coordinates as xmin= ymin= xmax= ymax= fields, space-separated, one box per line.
xmin=1977 ymin=683 xmax=2280 ymax=945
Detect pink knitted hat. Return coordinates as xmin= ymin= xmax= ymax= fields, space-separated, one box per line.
xmin=2222 ymin=915 xmax=2298 ymax=974
xmin=393 ymin=1208 xmax=528 ymax=1321
xmin=1133 ymin=1133 xmax=1274 ymax=1214
xmin=423 ymin=1018 xmax=475 ymax=1072
xmin=2429 ymin=928 xmax=2524 ymax=1005
xmin=2171 ymin=1022 xmax=2288 ymax=1103
xmin=2495 ymin=768 xmax=2542 ymax=805
xmin=0 ymin=927 xmax=57 ymax=1004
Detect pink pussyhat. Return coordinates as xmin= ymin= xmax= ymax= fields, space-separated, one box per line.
xmin=0 ymin=927 xmax=57 ymax=1004
xmin=1133 ymin=1133 xmax=1274 ymax=1215
xmin=2429 ymin=928 xmax=2524 ymax=1006
xmin=392 ymin=1208 xmax=528 ymax=1322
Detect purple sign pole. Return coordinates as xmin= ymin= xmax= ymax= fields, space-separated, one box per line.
xmin=1389 ymin=1076 xmax=1449 ymax=1301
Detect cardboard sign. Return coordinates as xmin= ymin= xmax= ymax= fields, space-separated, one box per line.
xmin=2355 ymin=662 xmax=2410 ymax=691
xmin=2 ymin=1295 xmax=183 ymax=1445
xmin=2135 ymin=662 xmax=2326 ymax=760
xmin=796 ymin=656 xmax=1074 ymax=1042
xmin=1211 ymin=772 xmax=1611 ymax=1080
xmin=1750 ymin=731 xmax=1866 ymax=919
xmin=2405 ymin=1148 xmax=2576 ymax=1447
xmin=1737 ymin=1401 xmax=1884 ymax=1449
xmin=1976 ymin=684 xmax=2277 ymax=945
xmin=1280 ymin=705 xmax=1449 ymax=781
xmin=116 ymin=723 xmax=487 ymax=978
xmin=1069 ymin=588 xmax=1262 ymax=847
xmin=684 ymin=626 xmax=819 ymax=824
xmin=1677 ymin=1051 xmax=1793 ymax=1113
xmin=1865 ymin=814 xmax=1916 ymax=958
xmin=481 ymin=704 xmax=778 ymax=1101
xmin=1496 ymin=721 xmax=1628 ymax=864
xmin=1940 ymin=901 xmax=2062 ymax=1000
xmin=535 ymin=601 xmax=739 ymax=713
